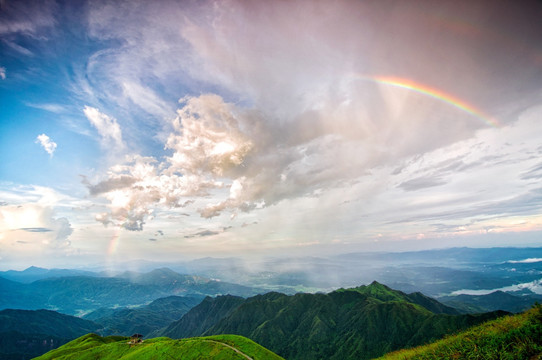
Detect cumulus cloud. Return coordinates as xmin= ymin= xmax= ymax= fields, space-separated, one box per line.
xmin=83 ymin=106 xmax=124 ymax=149
xmin=35 ymin=133 xmax=57 ymax=156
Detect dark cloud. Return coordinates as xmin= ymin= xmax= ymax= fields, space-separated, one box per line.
xmin=521 ymin=162 xmax=542 ymax=180
xmin=19 ymin=227 xmax=52 ymax=232
xmin=398 ymin=176 xmax=447 ymax=192
xmin=86 ymin=175 xmax=137 ymax=196
xmin=184 ymin=230 xmax=220 ymax=239
xmin=148 ymin=238 xmax=157 ymax=242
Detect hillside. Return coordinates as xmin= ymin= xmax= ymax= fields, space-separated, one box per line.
xmin=153 ymin=295 xmax=245 ymax=338
xmin=33 ymin=333 xmax=284 ymax=360
xmin=377 ymin=304 xmax=542 ymax=359
xmin=83 ymin=295 xmax=202 ymax=336
xmin=0 ymin=309 xmax=101 ymax=339
xmin=0 ymin=309 xmax=101 ymax=360
xmin=160 ymin=282 xmax=507 ymax=359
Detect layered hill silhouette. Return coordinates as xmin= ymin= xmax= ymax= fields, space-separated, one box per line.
xmin=83 ymin=295 xmax=202 ymax=337
xmin=33 ymin=333 xmax=284 ymax=360
xmin=156 ymin=281 xmax=507 ymax=359
xmin=0 ymin=267 xmax=257 ymax=315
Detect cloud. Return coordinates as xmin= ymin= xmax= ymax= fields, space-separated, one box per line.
xmin=0 ymin=0 xmax=56 ymax=36
xmin=26 ymin=103 xmax=65 ymax=113
xmin=85 ymin=175 xmax=137 ymax=196
xmin=83 ymin=106 xmax=124 ymax=149
xmin=507 ymin=258 xmax=542 ymax=264
xmin=35 ymin=133 xmax=57 ymax=156
xmin=0 ymin=203 xmax=73 ymax=253
xmin=0 ymin=66 xmax=5 ymax=80
xmin=184 ymin=229 xmax=220 ymax=239
xmin=79 ymin=0 xmax=542 ymax=239
xmin=398 ymin=176 xmax=447 ymax=191
xmin=20 ymin=227 xmax=52 ymax=232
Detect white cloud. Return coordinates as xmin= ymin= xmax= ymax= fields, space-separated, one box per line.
xmin=35 ymin=133 xmax=57 ymax=156
xmin=0 ymin=66 xmax=5 ymax=80
xmin=83 ymin=106 xmax=124 ymax=149
xmin=0 ymin=204 xmax=73 ymax=254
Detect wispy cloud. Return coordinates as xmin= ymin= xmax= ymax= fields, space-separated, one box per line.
xmin=83 ymin=106 xmax=124 ymax=150
xmin=35 ymin=133 xmax=57 ymax=156
xmin=0 ymin=67 xmax=5 ymax=80
xmin=26 ymin=103 xmax=65 ymax=113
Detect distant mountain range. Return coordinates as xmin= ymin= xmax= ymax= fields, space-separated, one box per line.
xmin=0 ymin=267 xmax=259 ymax=315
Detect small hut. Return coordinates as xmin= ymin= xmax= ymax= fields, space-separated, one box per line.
xmin=129 ymin=334 xmax=143 ymax=345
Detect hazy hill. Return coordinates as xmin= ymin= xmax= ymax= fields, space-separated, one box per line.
xmin=438 ymin=290 xmax=542 ymax=314
xmin=160 ymin=282 xmax=506 ymax=359
xmin=0 ymin=266 xmax=97 ymax=283
xmin=33 ymin=333 xmax=284 ymax=360
xmin=377 ymin=304 xmax=542 ymax=359
xmin=83 ymin=295 xmax=202 ymax=336
xmin=0 ymin=309 xmax=102 ymax=360
xmin=0 ymin=268 xmax=258 ymax=315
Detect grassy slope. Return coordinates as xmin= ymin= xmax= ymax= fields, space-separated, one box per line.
xmin=377 ymin=304 xmax=542 ymax=360
xmin=33 ymin=333 xmax=284 ymax=360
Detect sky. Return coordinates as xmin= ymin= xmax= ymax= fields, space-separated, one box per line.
xmin=1 ymin=0 xmax=542 ymax=270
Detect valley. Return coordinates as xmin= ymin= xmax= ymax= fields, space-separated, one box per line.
xmin=1 ymin=247 xmax=542 ymax=359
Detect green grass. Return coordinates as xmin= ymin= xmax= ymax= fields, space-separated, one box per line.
xmin=32 ymin=333 xmax=284 ymax=360
xmin=376 ymin=304 xmax=542 ymax=360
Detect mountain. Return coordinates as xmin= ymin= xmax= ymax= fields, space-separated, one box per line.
xmin=0 ymin=266 xmax=97 ymax=283
xmin=160 ymin=282 xmax=507 ymax=359
xmin=0 ymin=309 xmax=101 ymax=338
xmin=346 ymin=281 xmax=460 ymax=315
xmin=152 ymin=295 xmax=246 ymax=338
xmin=0 ymin=309 xmax=102 ymax=360
xmin=0 ymin=268 xmax=258 ymax=315
xmin=83 ymin=295 xmax=202 ymax=336
xmin=438 ymin=290 xmax=542 ymax=314
xmin=377 ymin=304 xmax=542 ymax=359
xmin=33 ymin=333 xmax=285 ymax=360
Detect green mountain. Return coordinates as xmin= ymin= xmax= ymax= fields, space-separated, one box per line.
xmin=344 ymin=281 xmax=460 ymax=315
xmin=33 ymin=333 xmax=284 ymax=360
xmin=0 ymin=309 xmax=101 ymax=338
xmin=152 ymin=295 xmax=246 ymax=338
xmin=0 ymin=309 xmax=102 ymax=360
xmin=83 ymin=295 xmax=202 ymax=336
xmin=160 ymin=282 xmax=507 ymax=359
xmin=377 ymin=304 xmax=542 ymax=359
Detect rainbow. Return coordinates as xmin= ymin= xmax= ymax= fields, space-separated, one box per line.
xmin=361 ymin=75 xmax=500 ymax=128
xmin=107 ymin=229 xmax=121 ymax=256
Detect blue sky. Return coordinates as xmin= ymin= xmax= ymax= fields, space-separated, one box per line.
xmin=1 ymin=0 xmax=542 ymax=270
